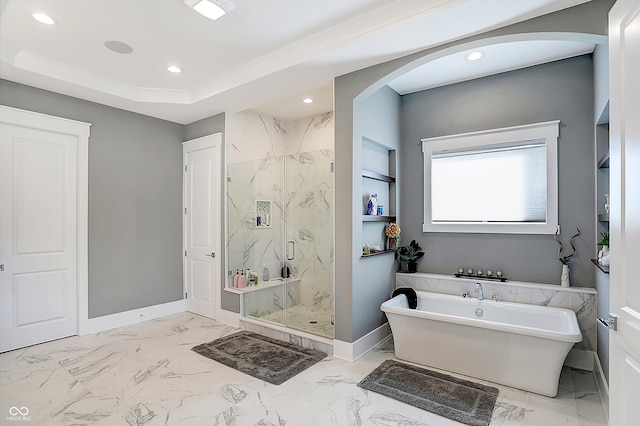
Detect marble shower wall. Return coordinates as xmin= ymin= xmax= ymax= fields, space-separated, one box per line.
xmin=227 ymin=110 xmax=334 ymax=311
xmin=396 ymin=273 xmax=597 ymax=353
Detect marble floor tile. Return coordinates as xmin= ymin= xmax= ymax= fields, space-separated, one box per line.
xmin=0 ymin=313 xmax=608 ymax=426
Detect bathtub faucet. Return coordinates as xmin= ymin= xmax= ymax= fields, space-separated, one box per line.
xmin=475 ymin=283 xmax=484 ymax=300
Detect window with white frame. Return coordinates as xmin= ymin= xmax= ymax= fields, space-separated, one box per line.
xmin=422 ymin=121 xmax=559 ymax=234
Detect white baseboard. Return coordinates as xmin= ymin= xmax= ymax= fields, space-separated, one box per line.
xmin=78 ymin=300 xmax=186 ymax=335
xmin=216 ymin=308 xmax=240 ymax=328
xmin=334 ymin=322 xmax=391 ymax=362
xmin=564 ymin=348 xmax=594 ymax=371
xmin=593 ymin=353 xmax=609 ymax=424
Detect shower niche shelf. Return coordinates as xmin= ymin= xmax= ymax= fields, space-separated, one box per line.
xmin=255 ymin=200 xmax=272 ymax=228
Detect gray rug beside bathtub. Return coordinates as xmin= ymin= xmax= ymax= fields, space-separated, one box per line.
xmin=358 ymin=360 xmax=498 ymax=426
xmin=192 ymin=330 xmax=326 ymax=385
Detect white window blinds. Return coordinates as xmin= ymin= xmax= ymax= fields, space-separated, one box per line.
xmin=431 ymin=140 xmax=547 ymax=222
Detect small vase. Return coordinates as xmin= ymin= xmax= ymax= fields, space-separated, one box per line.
xmin=389 ymin=238 xmax=398 ymax=250
xmin=604 ymin=194 xmax=610 ymax=214
xmin=560 ymin=264 xmax=570 ymax=288
xmin=598 ymin=245 xmax=609 ymax=262
xmin=406 ymin=261 xmax=418 ymax=273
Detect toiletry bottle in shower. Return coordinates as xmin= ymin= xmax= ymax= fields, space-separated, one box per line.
xmin=233 ymin=269 xmax=240 ymax=287
xmin=262 ymin=265 xmax=269 ymax=282
xmin=281 ymin=262 xmax=290 ymax=278
xmin=246 ymin=268 xmax=251 ymax=286
xmin=238 ymin=270 xmax=247 ymax=288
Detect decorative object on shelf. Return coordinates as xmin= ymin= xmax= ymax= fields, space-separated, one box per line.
xmin=396 ymin=240 xmax=425 ymax=273
xmin=597 ymin=231 xmax=610 ymax=263
xmin=554 ymin=226 xmax=581 ymax=288
xmin=363 ymin=244 xmax=370 ymax=255
xmin=560 ymin=264 xmax=570 ymax=288
xmin=604 ymin=194 xmax=610 ymax=214
xmin=385 ymin=222 xmax=401 ymax=250
xmin=366 ymin=193 xmax=379 ymax=215
xmin=454 ymin=269 xmax=507 ymax=282
xmin=596 ymin=231 xmax=610 ymax=266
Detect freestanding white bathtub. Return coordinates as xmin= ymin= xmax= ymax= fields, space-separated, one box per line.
xmin=381 ymin=289 xmax=582 ymax=397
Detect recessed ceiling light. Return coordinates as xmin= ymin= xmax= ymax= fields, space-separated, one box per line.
xmin=465 ymin=51 xmax=484 ymax=61
xmin=167 ymin=66 xmax=182 ymax=74
xmin=104 ymin=41 xmax=134 ymax=54
xmin=183 ymin=0 xmax=235 ymax=20
xmin=32 ymin=12 xmax=57 ymax=25
xmin=302 ymin=98 xmax=314 ymax=104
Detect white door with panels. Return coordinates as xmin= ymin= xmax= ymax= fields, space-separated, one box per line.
xmin=0 ymin=106 xmax=90 ymax=353
xmin=183 ymin=134 xmax=222 ymax=319
xmin=607 ymin=1 xmax=640 ymax=424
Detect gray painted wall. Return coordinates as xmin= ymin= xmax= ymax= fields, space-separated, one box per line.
xmin=593 ymin=44 xmax=609 ymax=124
xmin=400 ymin=56 xmax=595 ymax=287
xmin=0 ymin=79 xmax=184 ymax=317
xmin=350 ymin=86 xmax=401 ymax=342
xmin=334 ymin=0 xmax=612 ymax=343
xmin=183 ymin=113 xmax=225 ymax=142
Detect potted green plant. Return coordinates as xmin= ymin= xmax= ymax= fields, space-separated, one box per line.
xmin=396 ymin=240 xmax=425 ymax=273
xmin=597 ymin=231 xmax=609 ymax=247
xmin=597 ymin=231 xmax=609 ymax=264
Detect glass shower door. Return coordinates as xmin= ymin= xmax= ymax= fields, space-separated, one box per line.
xmin=283 ymin=149 xmax=334 ymax=338
xmin=227 ymin=156 xmax=286 ymax=326
xmin=227 ymin=149 xmax=334 ymax=339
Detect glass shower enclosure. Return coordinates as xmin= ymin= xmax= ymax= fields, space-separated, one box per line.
xmin=226 ymin=149 xmax=334 ymax=339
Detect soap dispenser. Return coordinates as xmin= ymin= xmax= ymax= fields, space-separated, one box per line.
xmin=281 ymin=262 xmax=290 ymax=279
xmin=233 ymin=269 xmax=240 ymax=287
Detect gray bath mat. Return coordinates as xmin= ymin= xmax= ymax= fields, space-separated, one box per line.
xmin=192 ymin=331 xmax=327 ymax=385
xmin=358 ymin=360 xmax=498 ymax=426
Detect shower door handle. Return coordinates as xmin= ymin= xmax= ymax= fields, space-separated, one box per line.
xmin=597 ymin=314 xmax=617 ymax=331
xmin=287 ymin=241 xmax=295 ymax=260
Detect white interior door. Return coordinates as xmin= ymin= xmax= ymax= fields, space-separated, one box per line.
xmin=183 ymin=134 xmax=222 ymax=319
xmin=608 ymin=1 xmax=640 ymax=424
xmin=0 ymin=114 xmax=80 ymax=352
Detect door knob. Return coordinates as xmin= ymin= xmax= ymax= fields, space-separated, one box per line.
xmin=205 ymin=252 xmax=215 ymax=258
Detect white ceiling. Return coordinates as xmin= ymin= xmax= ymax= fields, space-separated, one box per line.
xmin=0 ymin=0 xmax=591 ymax=124
xmin=388 ymin=40 xmax=596 ymax=95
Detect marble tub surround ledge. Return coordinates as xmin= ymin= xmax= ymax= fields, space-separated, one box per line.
xmin=396 ymin=272 xmax=597 ymax=353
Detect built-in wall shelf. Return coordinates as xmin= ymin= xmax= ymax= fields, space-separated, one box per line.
xmin=591 ymin=258 xmax=610 ymax=274
xmin=361 ymin=249 xmax=395 ymax=258
xmin=361 ymin=137 xmax=397 ymax=256
xmin=362 ymin=169 xmax=396 ymax=183
xmin=597 ymin=151 xmax=610 ymax=169
xmin=598 ymin=213 xmax=609 ymax=222
xmin=362 ymin=215 xmax=396 ymax=222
